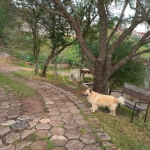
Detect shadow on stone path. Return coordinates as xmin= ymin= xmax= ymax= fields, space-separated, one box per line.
xmin=0 ymin=75 xmax=117 ymax=150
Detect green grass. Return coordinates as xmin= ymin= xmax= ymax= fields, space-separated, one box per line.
xmin=0 ymin=73 xmax=35 ymax=98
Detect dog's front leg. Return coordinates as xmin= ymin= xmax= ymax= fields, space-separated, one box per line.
xmin=91 ymin=104 xmax=97 ymax=112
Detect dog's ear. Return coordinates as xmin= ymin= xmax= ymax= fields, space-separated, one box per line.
xmin=89 ymin=88 xmax=92 ymax=93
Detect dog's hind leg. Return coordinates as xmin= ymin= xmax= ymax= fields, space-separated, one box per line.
xmin=109 ymin=104 xmax=117 ymax=116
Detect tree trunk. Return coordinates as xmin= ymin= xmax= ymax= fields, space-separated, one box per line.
xmin=41 ymin=49 xmax=55 ymax=77
xmin=93 ymin=59 xmax=108 ymax=94
xmin=34 ymin=55 xmax=39 ymax=74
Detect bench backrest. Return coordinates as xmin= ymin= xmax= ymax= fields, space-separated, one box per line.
xmin=122 ymin=83 xmax=150 ymax=102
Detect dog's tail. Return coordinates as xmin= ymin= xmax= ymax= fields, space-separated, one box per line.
xmin=117 ymin=96 xmax=125 ymax=105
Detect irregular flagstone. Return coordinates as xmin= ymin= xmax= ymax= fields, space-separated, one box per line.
xmin=5 ymin=132 xmax=20 ymax=144
xmin=97 ymin=133 xmax=111 ymax=141
xmin=80 ymin=133 xmax=96 ymax=144
xmin=50 ymin=127 xmax=65 ymax=136
xmin=39 ymin=118 xmax=51 ymax=123
xmin=51 ymin=147 xmax=66 ymax=150
xmin=62 ymin=117 xmax=75 ymax=123
xmin=12 ymin=121 xmax=28 ymax=131
xmin=0 ymin=112 xmax=7 ymax=117
xmin=0 ymin=144 xmax=15 ymax=150
xmin=60 ymin=113 xmax=72 ymax=118
xmin=65 ymin=129 xmax=81 ymax=139
xmin=30 ymin=140 xmax=48 ymax=150
xmin=34 ymin=130 xmax=51 ymax=139
xmin=0 ymin=120 xmax=15 ymax=126
xmin=17 ymin=115 xmax=30 ymax=121
xmin=28 ymin=121 xmax=38 ymax=128
xmin=75 ymin=119 xmax=87 ymax=125
xmin=6 ymin=113 xmax=20 ymax=119
xmin=50 ymin=135 xmax=68 ymax=146
xmin=21 ymin=128 xmax=36 ymax=139
xmin=50 ymin=116 xmax=62 ymax=121
xmin=0 ymin=126 xmax=10 ymax=136
xmin=36 ymin=123 xmax=51 ymax=130
xmin=64 ymin=122 xmax=78 ymax=129
xmin=83 ymin=144 xmax=102 ymax=150
xmin=0 ymin=139 xmax=2 ymax=145
xmin=80 ymin=124 xmax=93 ymax=133
xmin=49 ymin=120 xmax=64 ymax=127
xmin=16 ymin=141 xmax=32 ymax=150
xmin=65 ymin=139 xmax=84 ymax=150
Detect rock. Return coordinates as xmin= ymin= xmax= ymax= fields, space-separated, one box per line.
xmin=5 ymin=132 xmax=20 ymax=144
xmin=17 ymin=115 xmax=30 ymax=121
xmin=50 ymin=135 xmax=68 ymax=146
xmin=80 ymin=133 xmax=96 ymax=144
xmin=21 ymin=128 xmax=36 ymax=139
xmin=97 ymin=133 xmax=111 ymax=141
xmin=34 ymin=130 xmax=51 ymax=139
xmin=83 ymin=144 xmax=102 ymax=150
xmin=0 ymin=144 xmax=15 ymax=150
xmin=65 ymin=129 xmax=81 ymax=139
xmin=30 ymin=140 xmax=48 ymax=150
xmin=16 ymin=141 xmax=32 ymax=150
xmin=50 ymin=127 xmax=65 ymax=136
xmin=39 ymin=118 xmax=51 ymax=124
xmin=36 ymin=123 xmax=51 ymax=130
xmin=12 ymin=121 xmax=28 ymax=131
xmin=0 ymin=139 xmax=2 ymax=145
xmin=0 ymin=126 xmax=10 ymax=136
xmin=0 ymin=120 xmax=15 ymax=126
xmin=65 ymin=139 xmax=84 ymax=150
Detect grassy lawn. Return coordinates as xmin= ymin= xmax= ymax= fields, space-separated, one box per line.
xmin=1 ymin=70 xmax=150 ymax=150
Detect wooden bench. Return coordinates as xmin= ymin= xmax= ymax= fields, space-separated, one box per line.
xmin=112 ymin=83 xmax=150 ymax=123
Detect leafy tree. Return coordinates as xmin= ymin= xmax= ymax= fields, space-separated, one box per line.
xmin=37 ymin=0 xmax=150 ymax=93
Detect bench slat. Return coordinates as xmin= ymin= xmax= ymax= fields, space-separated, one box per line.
xmin=124 ymin=100 xmax=147 ymax=111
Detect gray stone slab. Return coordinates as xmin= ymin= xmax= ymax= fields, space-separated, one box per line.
xmin=50 ymin=135 xmax=68 ymax=146
xmin=50 ymin=116 xmax=62 ymax=121
xmin=17 ymin=115 xmax=30 ymax=121
xmin=0 ymin=120 xmax=16 ymax=126
xmin=0 ymin=139 xmax=2 ymax=145
xmin=0 ymin=144 xmax=15 ymax=150
xmin=0 ymin=126 xmax=10 ymax=136
xmin=64 ymin=122 xmax=78 ymax=129
xmin=16 ymin=141 xmax=32 ymax=150
xmin=80 ymin=133 xmax=96 ymax=144
xmin=36 ymin=123 xmax=51 ymax=130
xmin=21 ymin=128 xmax=36 ymax=139
xmin=34 ymin=130 xmax=51 ymax=139
xmin=62 ymin=117 xmax=75 ymax=123
xmin=65 ymin=129 xmax=81 ymax=139
xmin=65 ymin=139 xmax=84 ymax=150
xmin=97 ymin=132 xmax=111 ymax=141
xmin=83 ymin=144 xmax=102 ymax=150
xmin=30 ymin=140 xmax=48 ymax=150
xmin=5 ymin=132 xmax=20 ymax=144
xmin=75 ymin=119 xmax=87 ymax=126
xmin=60 ymin=113 xmax=72 ymax=118
xmin=39 ymin=118 xmax=51 ymax=123
xmin=49 ymin=120 xmax=64 ymax=127
xmin=50 ymin=127 xmax=65 ymax=136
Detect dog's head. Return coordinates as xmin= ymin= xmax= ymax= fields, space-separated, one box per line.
xmin=83 ymin=88 xmax=92 ymax=97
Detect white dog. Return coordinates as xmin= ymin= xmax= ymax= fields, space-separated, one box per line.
xmin=83 ymin=88 xmax=125 ymax=116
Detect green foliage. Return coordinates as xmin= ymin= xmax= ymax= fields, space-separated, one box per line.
xmin=111 ymin=38 xmax=145 ymax=88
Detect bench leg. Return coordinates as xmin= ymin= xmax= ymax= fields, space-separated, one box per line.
xmin=144 ymin=104 xmax=150 ymax=122
xmin=131 ymin=110 xmax=135 ymax=123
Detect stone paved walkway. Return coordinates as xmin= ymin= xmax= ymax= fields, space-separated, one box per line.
xmin=0 ymin=77 xmax=117 ymax=150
